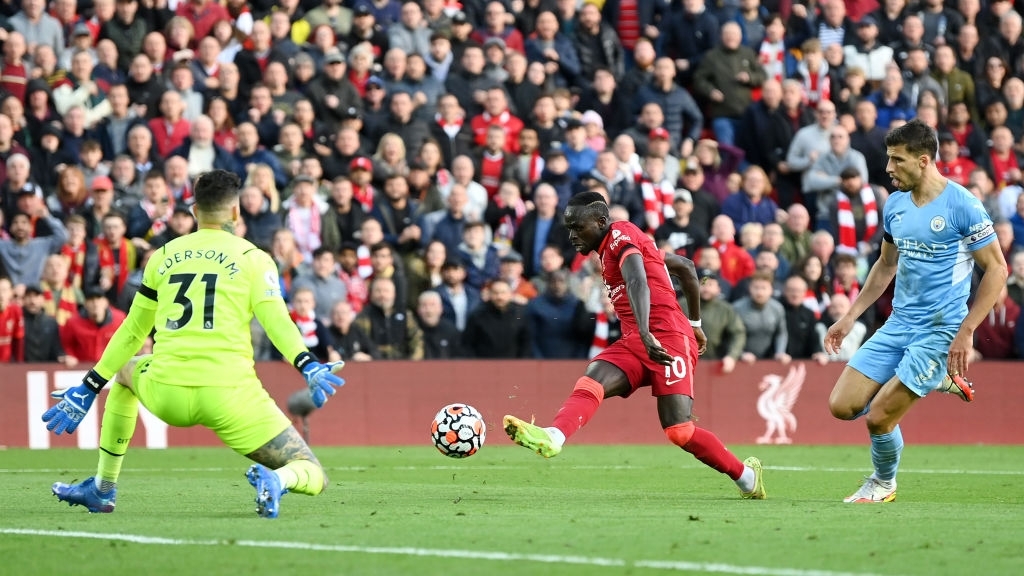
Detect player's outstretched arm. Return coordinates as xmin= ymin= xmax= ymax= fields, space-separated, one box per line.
xmin=622 ymin=252 xmax=673 ymax=366
xmin=94 ymin=299 xmax=157 ymax=379
xmin=254 ymin=300 xmax=346 ymax=407
xmin=950 ymin=242 xmax=1008 ymax=375
xmin=825 ymin=240 xmax=899 ymax=354
xmin=42 ymin=302 xmax=156 ymax=435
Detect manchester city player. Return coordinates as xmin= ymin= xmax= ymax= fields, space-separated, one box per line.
xmin=824 ymin=120 xmax=1007 ymax=503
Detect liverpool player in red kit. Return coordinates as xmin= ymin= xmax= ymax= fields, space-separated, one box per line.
xmin=504 ymin=192 xmax=766 ymax=498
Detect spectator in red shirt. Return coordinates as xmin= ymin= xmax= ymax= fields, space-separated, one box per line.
xmin=710 ymin=214 xmax=755 ymax=287
xmin=176 ymin=0 xmax=230 ymax=49
xmin=980 ymin=126 xmax=1023 ymax=190
xmin=0 ymin=277 xmax=24 ymax=362
xmin=935 ymin=131 xmax=977 ymax=186
xmin=973 ymin=286 xmax=1019 ymax=360
xmin=148 ymin=90 xmax=191 ymax=158
xmin=59 ymin=286 xmax=125 ymax=362
xmin=0 ymin=32 xmax=30 ymax=104
xmin=470 ymin=86 xmax=523 ymax=154
xmin=471 ymin=2 xmax=525 ymax=55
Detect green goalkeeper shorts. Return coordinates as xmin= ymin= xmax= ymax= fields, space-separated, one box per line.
xmin=132 ymin=356 xmax=292 ymax=455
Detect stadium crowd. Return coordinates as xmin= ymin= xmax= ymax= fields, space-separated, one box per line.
xmin=0 ymin=0 xmax=1022 ymax=367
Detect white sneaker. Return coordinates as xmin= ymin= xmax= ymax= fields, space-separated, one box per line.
xmin=843 ymin=476 xmax=896 ymax=503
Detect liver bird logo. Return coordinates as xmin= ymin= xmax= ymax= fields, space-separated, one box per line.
xmin=755 ymin=364 xmax=806 ymax=444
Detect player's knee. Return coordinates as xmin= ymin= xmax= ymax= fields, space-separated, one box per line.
xmin=664 ymin=421 xmax=695 ymax=448
xmin=864 ymin=411 xmax=896 ymax=435
xmin=829 ymin=400 xmax=862 ymax=421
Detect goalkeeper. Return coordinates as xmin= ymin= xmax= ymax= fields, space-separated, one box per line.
xmin=43 ymin=169 xmax=345 ymax=519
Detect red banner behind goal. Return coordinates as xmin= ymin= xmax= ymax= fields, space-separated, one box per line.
xmin=4 ymin=361 xmax=1022 ymax=449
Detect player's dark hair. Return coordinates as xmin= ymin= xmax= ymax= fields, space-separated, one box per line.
xmin=884 ymin=119 xmax=938 ymax=160
xmin=193 ymin=169 xmax=242 ymax=214
xmin=312 ymin=247 xmax=334 ymax=260
xmin=567 ymin=191 xmax=610 ymax=221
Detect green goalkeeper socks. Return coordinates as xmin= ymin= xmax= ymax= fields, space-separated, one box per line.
xmin=95 ymin=384 xmax=140 ymax=492
xmin=274 ymin=459 xmax=326 ymax=496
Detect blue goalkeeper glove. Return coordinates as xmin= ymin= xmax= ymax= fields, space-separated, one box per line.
xmin=294 ymin=352 xmax=346 ymax=408
xmin=41 ymin=370 xmax=108 ymax=435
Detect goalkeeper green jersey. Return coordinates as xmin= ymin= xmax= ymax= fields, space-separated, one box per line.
xmin=126 ymin=228 xmax=301 ymax=386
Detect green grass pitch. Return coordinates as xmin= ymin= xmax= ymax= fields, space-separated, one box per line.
xmin=2 ymin=445 xmax=1023 ymax=576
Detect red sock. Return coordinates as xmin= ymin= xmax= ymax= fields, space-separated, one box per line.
xmin=682 ymin=427 xmax=745 ymax=480
xmin=550 ymin=376 xmax=604 ymax=441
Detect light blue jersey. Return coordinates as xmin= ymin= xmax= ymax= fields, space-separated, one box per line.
xmin=849 ymin=181 xmax=995 ymax=396
xmin=885 ymin=181 xmax=995 ymax=328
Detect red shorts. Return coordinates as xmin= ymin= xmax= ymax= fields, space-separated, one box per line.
xmin=593 ymin=330 xmax=698 ymax=397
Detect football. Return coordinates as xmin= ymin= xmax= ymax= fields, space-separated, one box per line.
xmin=431 ymin=403 xmax=486 ymax=458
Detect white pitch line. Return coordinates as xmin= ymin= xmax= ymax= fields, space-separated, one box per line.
xmin=3 ymin=464 xmax=1024 ymax=475
xmin=0 ymin=528 xmax=885 ymax=576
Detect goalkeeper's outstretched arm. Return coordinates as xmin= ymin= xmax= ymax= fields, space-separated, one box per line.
xmin=92 ymin=299 xmax=157 ymax=381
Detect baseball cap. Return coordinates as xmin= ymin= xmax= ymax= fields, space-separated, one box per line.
xmin=350 ymin=157 xmax=373 ymax=172
xmin=73 ymin=22 xmax=91 ymax=37
xmin=17 ymin=183 xmax=42 ymax=198
xmin=366 ymin=75 xmax=385 ymax=88
xmin=354 ymin=5 xmax=372 ymax=16
xmin=324 ymin=49 xmax=345 ymax=64
xmin=341 ymin=106 xmax=363 ymax=120
xmin=857 ymin=15 xmax=878 ymax=27
xmin=697 ymin=268 xmax=718 ymax=283
xmin=649 ymin=127 xmax=670 ymax=141
xmin=293 ymin=174 xmax=316 ymax=185
xmin=452 ymin=11 xmax=469 ymax=24
xmin=483 ymin=37 xmax=507 ymax=51
xmin=41 ymin=123 xmax=62 ymax=138
xmin=172 ymin=205 xmax=194 ymax=217
xmin=91 ymin=175 xmax=114 ymax=191
xmin=545 ymin=143 xmax=567 ymax=160
xmin=564 ymin=118 xmax=584 ymax=130
xmin=499 ymin=251 xmax=523 ymax=264
xmin=674 ymin=190 xmax=693 ymax=203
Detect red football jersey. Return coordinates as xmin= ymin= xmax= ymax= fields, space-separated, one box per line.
xmin=0 ymin=303 xmax=24 ymax=362
xmin=598 ymin=221 xmax=693 ymax=338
